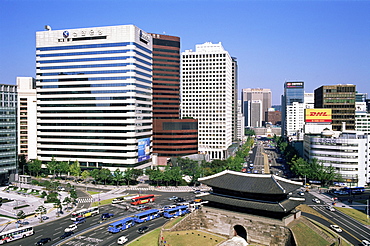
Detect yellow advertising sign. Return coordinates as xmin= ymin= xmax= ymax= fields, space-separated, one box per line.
xmin=305 ymin=109 xmax=332 ymax=123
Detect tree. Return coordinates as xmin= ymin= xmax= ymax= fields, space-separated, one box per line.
xmin=90 ymin=169 xmax=101 ymax=184
xmin=45 ymin=157 xmax=59 ymax=177
xmin=16 ymin=210 xmax=26 ymax=222
xmin=123 ymin=168 xmax=134 ymax=186
xmin=147 ymin=168 xmax=163 ymax=186
xmin=35 ymin=205 xmax=47 ymax=222
xmin=18 ymin=154 xmax=27 ymax=175
xmin=63 ymin=196 xmax=73 ymax=211
xmin=28 ymin=159 xmax=42 ymax=177
xmin=81 ymin=170 xmax=90 ymax=181
xmin=58 ymin=161 xmax=69 ymax=177
xmin=69 ymin=160 xmax=81 ymax=177
xmin=69 ymin=188 xmax=78 ymax=203
xmin=100 ymin=168 xmax=112 ymax=185
xmin=112 ymin=169 xmax=124 ymax=186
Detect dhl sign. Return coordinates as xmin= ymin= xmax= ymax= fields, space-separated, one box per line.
xmin=305 ymin=109 xmax=332 ymax=123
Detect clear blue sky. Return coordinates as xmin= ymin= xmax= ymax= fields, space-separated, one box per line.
xmin=1 ymin=0 xmax=369 ymax=104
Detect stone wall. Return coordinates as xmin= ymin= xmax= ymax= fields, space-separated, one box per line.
xmin=169 ymin=207 xmax=298 ymax=246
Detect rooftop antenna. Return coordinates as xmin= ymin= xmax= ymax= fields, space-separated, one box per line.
xmin=44 ymin=25 xmax=52 ymax=31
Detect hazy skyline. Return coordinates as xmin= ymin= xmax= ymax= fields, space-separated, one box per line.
xmin=1 ymin=0 xmax=369 ymax=104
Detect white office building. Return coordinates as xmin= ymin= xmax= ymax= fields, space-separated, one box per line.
xmin=304 ymin=129 xmax=369 ymax=187
xmin=181 ymin=42 xmax=233 ymax=160
xmin=36 ymin=25 xmax=153 ymax=171
xmin=17 ymin=77 xmax=37 ymax=160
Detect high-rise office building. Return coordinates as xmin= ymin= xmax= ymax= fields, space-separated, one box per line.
xmin=241 ymin=88 xmax=272 ymax=127
xmin=231 ymin=57 xmax=238 ymax=141
xmin=0 ymin=84 xmax=17 ymax=184
xmin=17 ymin=77 xmax=37 ymax=160
xmin=181 ymin=42 xmax=233 ymax=160
xmin=36 ymin=25 xmax=153 ymax=171
xmin=150 ymin=33 xmax=198 ymax=159
xmin=281 ymin=81 xmax=304 ymax=137
xmin=314 ymin=84 xmax=356 ymax=131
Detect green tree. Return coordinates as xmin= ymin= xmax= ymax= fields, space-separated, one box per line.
xmin=100 ymin=168 xmax=112 ymax=185
xmin=147 ymin=168 xmax=164 ymax=186
xmin=35 ymin=205 xmax=47 ymax=222
xmin=123 ymin=168 xmax=134 ymax=186
xmin=28 ymin=159 xmax=42 ymax=177
xmin=57 ymin=161 xmax=69 ymax=177
xmin=69 ymin=188 xmax=78 ymax=203
xmin=18 ymin=154 xmax=27 ymax=175
xmin=16 ymin=210 xmax=26 ymax=221
xmin=112 ymin=169 xmax=124 ymax=186
xmin=69 ymin=160 xmax=81 ymax=177
xmin=46 ymin=157 xmax=59 ymax=177
xmin=63 ymin=196 xmax=73 ymax=211
xmin=90 ymin=169 xmax=101 ymax=183
xmin=81 ymin=170 xmax=90 ymax=181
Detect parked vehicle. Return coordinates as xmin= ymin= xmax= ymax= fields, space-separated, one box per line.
xmin=35 ymin=237 xmax=51 ymax=245
xmin=41 ymin=216 xmax=49 ymax=220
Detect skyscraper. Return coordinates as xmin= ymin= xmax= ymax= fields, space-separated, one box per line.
xmin=181 ymin=42 xmax=233 ymax=160
xmin=150 ymin=33 xmax=198 ymax=159
xmin=241 ymin=88 xmax=272 ymax=127
xmin=17 ymin=77 xmax=37 ymax=160
xmin=0 ymin=84 xmax=17 ymax=184
xmin=281 ymin=81 xmax=304 ymax=137
xmin=36 ymin=25 xmax=153 ymax=171
xmin=314 ymin=84 xmax=356 ymax=131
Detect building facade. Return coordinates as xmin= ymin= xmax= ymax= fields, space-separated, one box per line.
xmin=231 ymin=57 xmax=238 ymax=141
xmin=181 ymin=42 xmax=233 ymax=160
xmin=281 ymin=81 xmax=304 ymax=138
xmin=303 ymin=130 xmax=369 ymax=187
xmin=17 ymin=77 xmax=37 ymax=160
xmin=150 ymin=33 xmax=198 ymax=159
xmin=36 ymin=25 xmax=153 ymax=171
xmin=0 ymin=84 xmax=17 ymax=184
xmin=314 ymin=84 xmax=356 ymax=131
xmin=241 ymin=88 xmax=272 ymax=127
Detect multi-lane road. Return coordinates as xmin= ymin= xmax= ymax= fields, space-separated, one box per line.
xmin=6 ymin=191 xmax=197 ymax=246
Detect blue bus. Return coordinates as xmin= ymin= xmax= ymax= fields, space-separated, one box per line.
xmin=341 ymin=187 xmax=365 ymax=194
xmin=163 ymin=205 xmax=189 ymax=219
xmin=107 ymin=217 xmax=135 ymax=233
xmin=133 ymin=209 xmax=161 ymax=223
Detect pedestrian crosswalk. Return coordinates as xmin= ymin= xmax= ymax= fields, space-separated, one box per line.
xmin=77 ymin=197 xmax=94 ymax=203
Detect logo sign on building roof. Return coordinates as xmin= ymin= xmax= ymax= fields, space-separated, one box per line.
xmin=286 ymin=82 xmax=303 ymax=88
xmin=305 ymin=109 xmax=332 ymax=123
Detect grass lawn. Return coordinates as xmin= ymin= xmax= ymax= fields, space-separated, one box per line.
xmin=87 ymin=191 xmax=100 ymax=195
xmin=161 ymin=230 xmax=227 ymax=246
xmin=163 ymin=217 xmax=185 ymax=229
xmin=336 ymin=207 xmax=370 ymax=225
xmin=127 ymin=228 xmax=161 ymax=246
xmin=291 ymin=222 xmax=330 ymax=246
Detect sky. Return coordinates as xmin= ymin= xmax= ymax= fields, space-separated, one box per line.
xmin=0 ymin=0 xmax=369 ymax=104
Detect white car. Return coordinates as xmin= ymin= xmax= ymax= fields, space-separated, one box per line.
xmin=117 ymin=236 xmax=128 ymax=245
xmin=330 ymin=225 xmax=342 ymax=233
xmin=362 ymin=240 xmax=370 ymax=246
xmin=326 ymin=206 xmax=335 ymax=212
xmin=312 ymin=198 xmax=320 ymax=204
xmin=168 ymin=196 xmax=178 ymax=201
xmin=64 ymin=224 xmax=78 ymax=232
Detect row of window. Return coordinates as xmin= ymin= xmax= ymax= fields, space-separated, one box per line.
xmin=39 ymin=96 xmax=151 ymax=101
xmin=182 ymin=54 xmax=227 ymax=59
xmin=38 ymin=89 xmax=151 ymax=96
xmin=38 ymin=69 xmax=151 ymax=77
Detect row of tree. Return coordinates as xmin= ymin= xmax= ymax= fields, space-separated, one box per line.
xmin=274 ymin=135 xmax=342 ymax=186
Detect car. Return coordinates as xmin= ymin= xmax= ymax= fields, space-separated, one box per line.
xmin=42 ymin=216 xmax=49 ymax=220
xmin=163 ymin=205 xmax=177 ymax=210
xmin=137 ymin=205 xmax=146 ymax=210
xmin=312 ymin=198 xmax=320 ymax=204
xmin=64 ymin=224 xmax=78 ymax=232
xmin=142 ymin=206 xmax=152 ymax=210
xmin=101 ymin=213 xmax=114 ymax=220
xmin=112 ymin=197 xmax=124 ymax=204
xmin=362 ymin=239 xmax=370 ymax=246
xmin=73 ymin=217 xmax=86 ymax=224
xmin=60 ymin=231 xmax=74 ymax=239
xmin=298 ymin=191 xmax=305 ymax=196
xmin=330 ymin=225 xmax=342 ymax=233
xmin=193 ymin=190 xmax=201 ymax=194
xmin=168 ymin=196 xmax=178 ymax=201
xmin=326 ymin=206 xmax=335 ymax=212
xmin=137 ymin=226 xmax=149 ymax=234
xmin=117 ymin=235 xmax=128 ymax=245
xmin=35 ymin=237 xmax=51 ymax=245
xmin=174 ymin=198 xmax=185 ymax=203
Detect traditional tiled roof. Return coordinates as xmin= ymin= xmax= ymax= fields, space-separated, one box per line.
xmin=200 ymin=193 xmax=304 ymax=213
xmin=198 ymin=170 xmax=302 ymax=195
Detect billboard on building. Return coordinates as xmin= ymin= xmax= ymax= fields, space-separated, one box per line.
xmin=305 ymin=109 xmax=332 ymax=123
xmin=285 ymin=82 xmax=304 ymax=88
xmin=138 ymin=137 xmax=151 ymax=162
